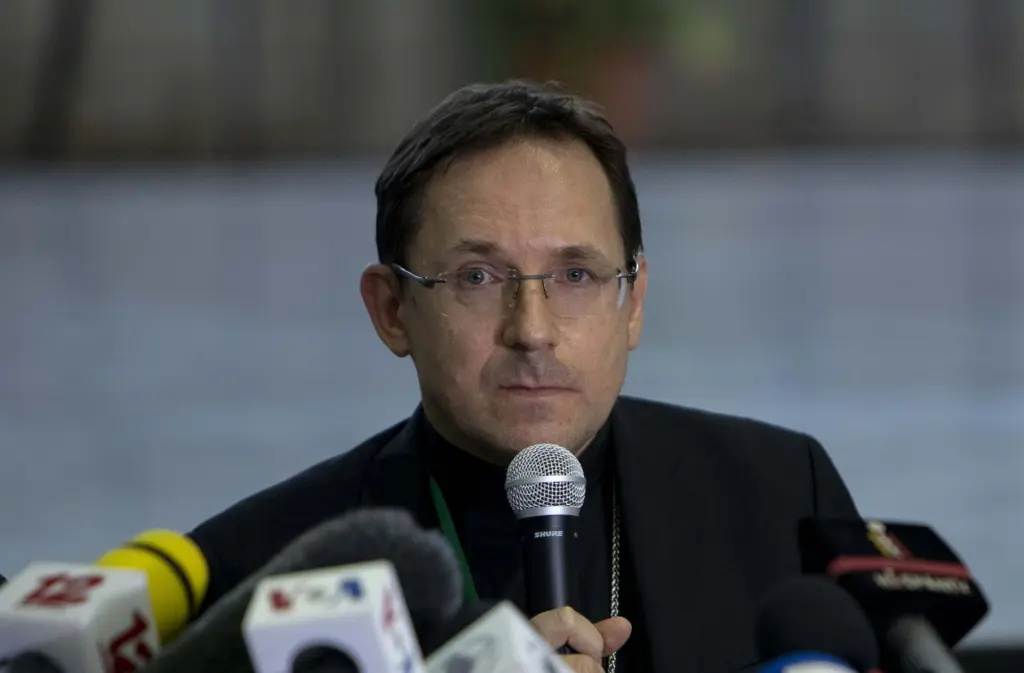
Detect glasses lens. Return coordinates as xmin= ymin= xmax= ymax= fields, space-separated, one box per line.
xmin=433 ymin=268 xmax=625 ymax=318
xmin=547 ymin=277 xmax=606 ymax=317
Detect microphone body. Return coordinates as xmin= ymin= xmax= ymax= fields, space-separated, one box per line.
xmin=425 ymin=601 xmax=573 ymax=673
xmin=886 ymin=616 xmax=963 ymax=673
xmin=504 ymin=443 xmax=586 ymax=618
xmin=517 ymin=515 xmax=578 ymax=616
xmin=799 ymin=518 xmax=989 ymax=673
xmin=243 ymin=560 xmax=424 ymax=673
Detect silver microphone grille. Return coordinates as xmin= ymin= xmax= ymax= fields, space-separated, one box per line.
xmin=504 ymin=443 xmax=586 ymax=519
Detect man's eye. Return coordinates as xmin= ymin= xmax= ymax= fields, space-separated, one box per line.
xmin=563 ymin=268 xmax=592 ymax=283
xmin=458 ymin=268 xmax=496 ymax=285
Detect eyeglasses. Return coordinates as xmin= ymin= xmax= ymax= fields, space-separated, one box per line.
xmin=392 ymin=258 xmax=639 ymax=319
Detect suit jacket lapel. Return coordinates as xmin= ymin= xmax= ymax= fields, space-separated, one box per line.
xmin=357 ymin=407 xmax=437 ymax=530
xmin=613 ymin=398 xmax=755 ymax=673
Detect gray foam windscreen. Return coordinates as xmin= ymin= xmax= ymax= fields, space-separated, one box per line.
xmin=146 ymin=508 xmax=462 ymax=673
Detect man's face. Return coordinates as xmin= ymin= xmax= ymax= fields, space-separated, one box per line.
xmin=366 ymin=138 xmax=647 ymax=462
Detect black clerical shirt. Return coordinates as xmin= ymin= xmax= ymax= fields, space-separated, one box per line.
xmin=423 ymin=414 xmax=650 ymax=671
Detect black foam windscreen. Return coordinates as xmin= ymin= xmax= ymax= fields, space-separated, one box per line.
xmin=145 ymin=508 xmax=463 ymax=673
xmin=266 ymin=508 xmax=463 ymax=637
xmin=756 ymin=575 xmax=880 ymax=673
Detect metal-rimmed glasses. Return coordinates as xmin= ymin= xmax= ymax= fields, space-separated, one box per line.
xmin=392 ymin=257 xmax=639 ymax=319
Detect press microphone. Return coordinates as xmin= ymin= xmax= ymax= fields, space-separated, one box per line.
xmin=243 ymin=559 xmax=425 ymax=673
xmin=755 ymin=575 xmax=880 ymax=673
xmin=143 ymin=508 xmax=463 ymax=673
xmin=95 ymin=529 xmax=210 ymax=643
xmin=0 ymin=530 xmax=208 ymax=673
xmin=799 ymin=518 xmax=989 ymax=673
xmin=504 ymin=443 xmax=586 ymax=618
xmin=425 ymin=601 xmax=573 ymax=673
xmin=419 ymin=601 xmax=501 ymax=658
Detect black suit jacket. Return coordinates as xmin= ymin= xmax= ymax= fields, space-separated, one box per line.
xmin=189 ymin=396 xmax=858 ymax=673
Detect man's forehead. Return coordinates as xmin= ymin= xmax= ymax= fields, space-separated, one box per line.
xmin=410 ymin=225 xmax=625 ymax=268
xmin=413 ymin=142 xmax=622 ymax=263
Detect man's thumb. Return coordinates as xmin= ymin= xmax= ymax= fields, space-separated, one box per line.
xmin=594 ymin=616 xmax=632 ymax=656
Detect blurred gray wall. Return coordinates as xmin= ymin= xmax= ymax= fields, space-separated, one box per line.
xmin=0 ymin=155 xmax=1022 ymax=642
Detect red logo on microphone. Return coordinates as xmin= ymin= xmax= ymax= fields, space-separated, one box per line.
xmin=21 ymin=573 xmax=105 ymax=608
xmin=269 ymin=589 xmax=293 ymax=612
xmin=382 ymin=588 xmax=396 ymax=630
xmin=100 ymin=611 xmax=155 ymax=673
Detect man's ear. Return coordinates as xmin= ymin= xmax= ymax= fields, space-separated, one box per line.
xmin=360 ymin=264 xmax=411 ymax=357
xmin=627 ymin=254 xmax=647 ymax=351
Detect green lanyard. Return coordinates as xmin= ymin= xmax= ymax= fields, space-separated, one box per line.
xmin=429 ymin=475 xmax=480 ymax=602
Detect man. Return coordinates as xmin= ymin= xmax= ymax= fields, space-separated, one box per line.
xmin=189 ymin=80 xmax=858 ymax=673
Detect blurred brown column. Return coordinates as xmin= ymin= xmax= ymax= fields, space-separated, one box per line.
xmin=212 ymin=0 xmax=263 ymax=159
xmin=23 ymin=0 xmax=94 ymax=160
xmin=775 ymin=0 xmax=828 ymax=145
xmin=970 ymin=0 xmax=1021 ymax=146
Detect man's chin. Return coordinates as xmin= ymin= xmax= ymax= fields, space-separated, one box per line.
xmin=487 ymin=419 xmax=583 ymax=456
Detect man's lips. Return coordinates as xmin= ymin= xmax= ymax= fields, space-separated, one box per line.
xmin=498 ymin=385 xmax=573 ymax=394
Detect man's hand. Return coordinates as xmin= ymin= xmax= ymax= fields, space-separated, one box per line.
xmin=530 ymin=607 xmax=632 ymax=673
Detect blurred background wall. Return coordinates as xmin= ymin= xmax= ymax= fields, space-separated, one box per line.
xmin=2 ymin=0 xmax=1023 ymax=157
xmin=0 ymin=0 xmax=1022 ymax=656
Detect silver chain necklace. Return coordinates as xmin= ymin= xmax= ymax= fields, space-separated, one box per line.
xmin=607 ymin=481 xmax=621 ymax=673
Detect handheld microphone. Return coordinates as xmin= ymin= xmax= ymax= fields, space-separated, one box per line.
xmin=425 ymin=601 xmax=573 ymax=673
xmin=143 ymin=508 xmax=462 ymax=673
xmin=799 ymin=518 xmax=989 ymax=673
xmin=503 ymin=443 xmax=586 ymax=618
xmin=243 ymin=560 xmax=425 ymax=673
xmin=0 ymin=530 xmax=208 ymax=673
xmin=755 ymin=576 xmax=880 ymax=673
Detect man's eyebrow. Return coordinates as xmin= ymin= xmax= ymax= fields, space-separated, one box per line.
xmin=445 ymin=238 xmax=503 ymax=256
xmin=442 ymin=239 xmax=615 ymax=265
xmin=553 ymin=244 xmax=613 ymax=264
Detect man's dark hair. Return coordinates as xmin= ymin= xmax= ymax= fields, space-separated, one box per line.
xmin=374 ymin=80 xmax=643 ymax=268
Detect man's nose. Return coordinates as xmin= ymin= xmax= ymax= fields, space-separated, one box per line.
xmin=500 ymin=277 xmax=558 ymax=351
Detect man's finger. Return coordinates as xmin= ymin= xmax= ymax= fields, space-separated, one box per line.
xmin=560 ymin=654 xmax=605 ymax=673
xmin=530 ymin=607 xmax=605 ymax=660
xmin=594 ymin=615 xmax=632 ymax=656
